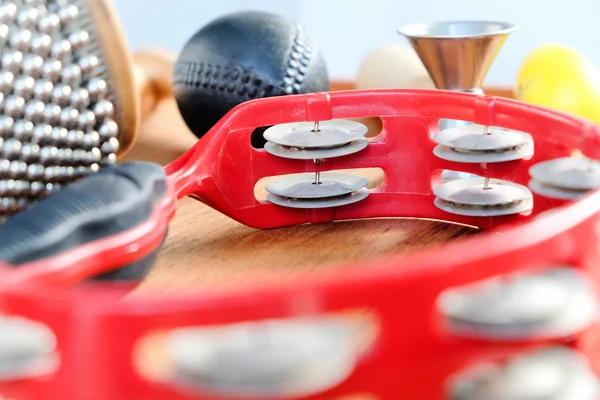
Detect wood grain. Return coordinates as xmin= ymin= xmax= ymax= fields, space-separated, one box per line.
xmin=121 ymin=95 xmax=480 ymax=295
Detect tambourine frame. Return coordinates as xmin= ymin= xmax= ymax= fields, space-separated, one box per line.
xmin=0 ymin=88 xmax=600 ymax=400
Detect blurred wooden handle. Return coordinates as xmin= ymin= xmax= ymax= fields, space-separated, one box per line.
xmin=132 ymin=48 xmax=177 ymax=121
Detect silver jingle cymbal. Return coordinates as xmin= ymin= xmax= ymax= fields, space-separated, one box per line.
xmin=433 ymin=142 xmax=534 ymax=163
xmin=0 ymin=316 xmax=58 ymax=381
xmin=265 ymin=172 xmax=368 ymax=199
xmin=434 ymin=196 xmax=533 ymax=216
xmin=263 ymin=119 xmax=368 ymax=149
xmin=267 ymin=188 xmax=369 ymax=209
xmin=528 ymin=179 xmax=588 ymax=200
xmin=166 ymin=317 xmax=357 ymax=398
xmin=433 ymin=177 xmax=533 ymax=216
xmin=264 ymin=137 xmax=368 ymax=160
xmin=529 ymin=157 xmax=600 ymax=191
xmin=451 ymin=346 xmax=599 ymax=400
xmin=439 ymin=267 xmax=598 ymax=340
xmin=433 ymin=125 xmax=532 ymax=151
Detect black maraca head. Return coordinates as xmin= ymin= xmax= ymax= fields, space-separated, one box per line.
xmin=172 ymin=11 xmax=330 ymax=140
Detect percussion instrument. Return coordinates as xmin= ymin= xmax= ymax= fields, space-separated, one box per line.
xmin=172 ymin=10 xmax=330 ymax=141
xmin=0 ymin=85 xmax=599 ymax=399
xmin=0 ymin=0 xmax=140 ymax=219
xmin=0 ymin=16 xmax=599 ymax=400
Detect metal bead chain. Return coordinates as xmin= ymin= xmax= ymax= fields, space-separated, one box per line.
xmin=0 ymin=0 xmax=120 ymax=218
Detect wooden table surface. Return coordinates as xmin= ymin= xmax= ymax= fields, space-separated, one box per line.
xmin=120 ymin=95 xmax=480 ymax=295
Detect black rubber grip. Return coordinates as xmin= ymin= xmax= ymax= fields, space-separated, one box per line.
xmin=0 ymin=162 xmax=168 ymax=281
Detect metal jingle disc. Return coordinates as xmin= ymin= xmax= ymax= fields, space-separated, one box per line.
xmin=433 ymin=124 xmax=532 ymax=151
xmin=529 ymin=157 xmax=600 ymax=191
xmin=439 ymin=268 xmax=598 ymax=340
xmin=263 ymin=119 xmax=368 ymax=149
xmin=166 ymin=318 xmax=357 ymax=398
xmin=451 ymin=346 xmax=599 ymax=400
xmin=433 ymin=177 xmax=533 ymax=217
xmin=264 ymin=137 xmax=369 ymax=160
xmin=433 ymin=142 xmax=534 ymax=163
xmin=0 ymin=316 xmax=57 ymax=380
xmin=265 ymin=172 xmax=369 ymax=199
xmin=528 ymin=179 xmax=588 ymax=200
xmin=267 ymin=188 xmax=369 ymax=209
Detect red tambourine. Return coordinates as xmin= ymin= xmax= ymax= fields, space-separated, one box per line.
xmin=0 ymin=88 xmax=599 ymax=400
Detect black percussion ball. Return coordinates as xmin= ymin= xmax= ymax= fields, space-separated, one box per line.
xmin=172 ymin=11 xmax=330 ymax=140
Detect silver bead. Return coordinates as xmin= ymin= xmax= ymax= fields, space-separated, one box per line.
xmin=9 ymin=161 xmax=27 ymax=178
xmin=21 ymin=142 xmax=40 ymax=162
xmin=72 ymin=148 xmax=86 ymax=162
xmin=87 ymin=78 xmax=107 ymax=99
xmin=50 ymin=126 xmax=67 ymax=144
xmin=34 ymin=79 xmax=53 ymax=101
xmin=0 ymin=159 xmax=9 ymax=175
xmin=13 ymin=76 xmax=35 ymax=99
xmin=40 ymin=146 xmax=58 ymax=165
xmin=9 ymin=29 xmax=32 ymax=52
xmin=78 ymin=55 xmax=99 ymax=75
xmin=43 ymin=166 xmax=59 ymax=182
xmin=32 ymin=123 xmax=52 ymax=143
xmin=38 ymin=13 xmax=60 ymax=34
xmin=14 ymin=180 xmax=30 ymax=195
xmin=17 ymin=7 xmax=39 ymax=28
xmin=27 ymin=164 xmax=44 ymax=180
xmin=101 ymin=137 xmax=119 ymax=154
xmin=42 ymin=60 xmax=62 ymax=82
xmin=98 ymin=119 xmax=118 ymax=138
xmin=82 ymin=131 xmax=100 ymax=149
xmin=86 ymin=148 xmax=102 ymax=164
xmin=46 ymin=182 xmax=60 ymax=192
xmin=25 ymin=100 xmax=45 ymax=122
xmin=0 ymin=116 xmax=14 ymax=137
xmin=0 ymin=4 xmax=17 ymax=24
xmin=90 ymin=163 xmax=100 ymax=173
xmin=56 ymin=147 xmax=72 ymax=163
xmin=59 ymin=107 xmax=78 ymax=129
xmin=66 ymin=130 xmax=84 ymax=147
xmin=4 ymin=96 xmax=26 ymax=119
xmin=29 ymin=182 xmax=44 ymax=195
xmin=93 ymin=100 xmax=114 ymax=119
xmin=42 ymin=103 xmax=61 ymax=124
xmin=102 ymin=153 xmax=117 ymax=166
xmin=31 ymin=33 xmax=52 ymax=56
xmin=0 ymin=197 xmax=17 ymax=211
xmin=52 ymin=84 xmax=71 ymax=106
xmin=77 ymin=110 xmax=95 ymax=130
xmin=70 ymin=88 xmax=90 ymax=109
xmin=22 ymin=54 xmax=44 ymax=78
xmin=0 ymin=24 xmax=8 ymax=46
xmin=57 ymin=5 xmax=78 ymax=24
xmin=25 ymin=0 xmax=46 ymax=6
xmin=0 ymin=71 xmax=14 ymax=93
xmin=61 ymin=64 xmax=81 ymax=85
xmin=68 ymin=30 xmax=89 ymax=48
xmin=63 ymin=166 xmax=75 ymax=180
xmin=2 ymin=139 xmax=22 ymax=159
xmin=2 ymin=51 xmax=24 ymax=73
xmin=50 ymin=39 xmax=71 ymax=59
xmin=13 ymin=119 xmax=34 ymax=140
xmin=0 ymin=180 xmax=14 ymax=196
